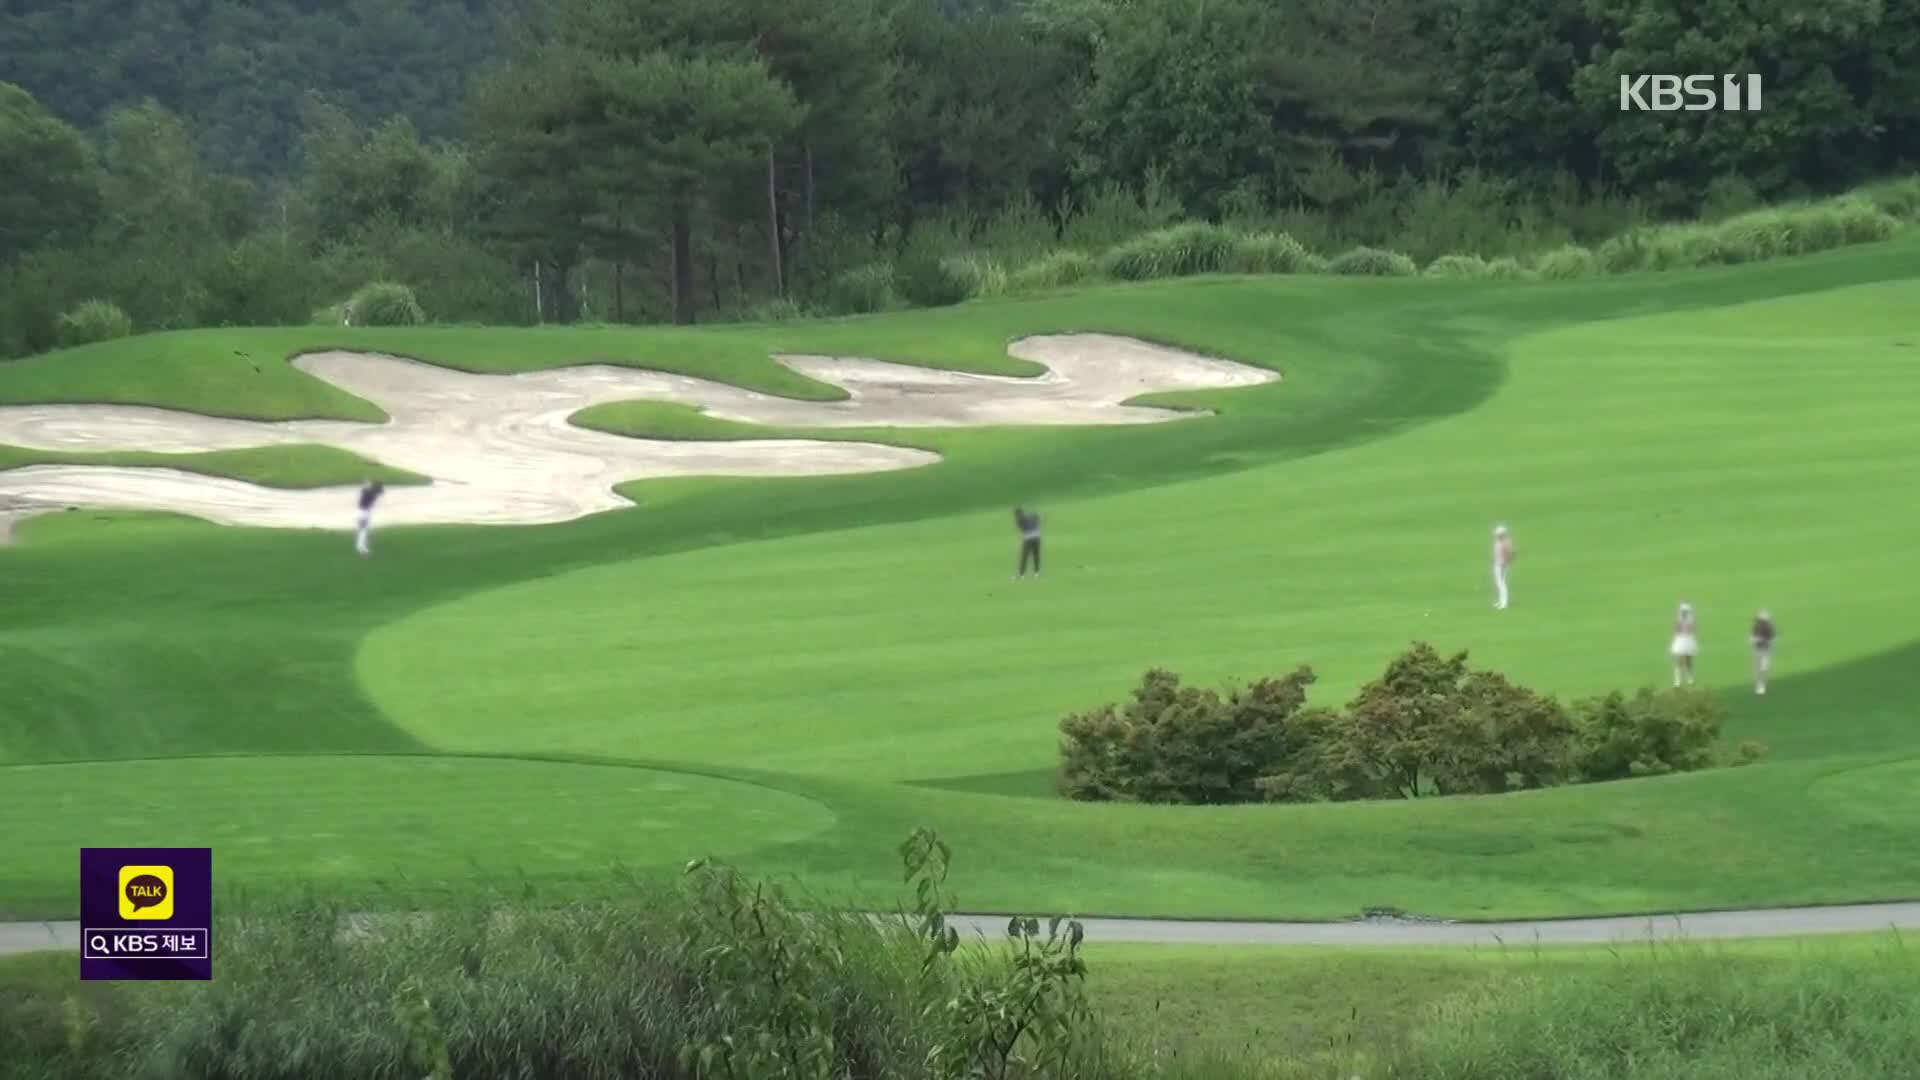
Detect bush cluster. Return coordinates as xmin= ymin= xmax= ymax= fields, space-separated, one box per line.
xmin=793 ymin=177 xmax=1919 ymax=316
xmin=347 ymin=281 xmax=427 ymax=326
xmin=1059 ymin=642 xmax=1752 ymax=804
xmin=54 ymin=299 xmax=133 ymax=346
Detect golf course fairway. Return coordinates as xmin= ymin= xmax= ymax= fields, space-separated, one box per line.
xmin=2 ymin=236 xmax=1917 ymax=922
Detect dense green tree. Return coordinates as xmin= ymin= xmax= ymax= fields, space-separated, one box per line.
xmin=0 ymin=83 xmax=100 ymax=260
xmin=891 ymin=0 xmax=1080 ymax=221
xmin=1574 ymin=0 xmax=1890 ymax=207
xmin=296 ymin=101 xmax=475 ymax=242
xmin=1068 ymin=0 xmax=1446 ymax=214
xmin=1442 ymin=0 xmax=1598 ymax=179
xmin=0 ymin=0 xmax=506 ymax=179
xmin=594 ymin=51 xmax=801 ymax=323
xmin=471 ymin=51 xmax=599 ymax=323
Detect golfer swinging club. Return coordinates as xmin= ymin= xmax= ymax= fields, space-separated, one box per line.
xmin=355 ymin=479 xmax=385 ymax=557
xmin=1014 ymin=506 xmax=1042 ymax=579
xmin=1751 ymin=609 xmax=1776 ymax=695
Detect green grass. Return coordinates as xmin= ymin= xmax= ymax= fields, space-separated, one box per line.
xmin=5 ymin=931 xmax=1915 ymax=1079
xmin=1 ymin=236 xmax=1918 ymax=921
xmin=0 ymin=443 xmax=426 ymax=489
xmin=571 ymin=399 xmax=843 ymax=441
xmin=1088 ymin=935 xmax=1914 ymax=1065
xmin=0 ymin=322 xmax=1055 ymax=421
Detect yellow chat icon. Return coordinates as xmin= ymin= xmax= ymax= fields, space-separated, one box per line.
xmin=118 ymin=865 xmax=174 ymax=920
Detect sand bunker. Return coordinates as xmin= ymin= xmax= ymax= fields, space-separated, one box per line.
xmin=0 ymin=334 xmax=1274 ymax=531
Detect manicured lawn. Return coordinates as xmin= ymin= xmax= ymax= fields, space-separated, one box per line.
xmin=0 ymin=318 xmax=1062 ymax=420
xmin=1 ymin=237 xmax=1917 ymax=921
xmin=0 ymin=443 xmax=426 ymax=489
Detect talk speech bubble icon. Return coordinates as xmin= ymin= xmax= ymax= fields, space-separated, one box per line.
xmin=125 ymin=874 xmax=168 ymax=910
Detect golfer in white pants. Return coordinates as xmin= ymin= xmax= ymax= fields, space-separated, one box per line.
xmin=1492 ymin=525 xmax=1515 ymax=609
xmin=355 ymin=480 xmax=385 ymax=556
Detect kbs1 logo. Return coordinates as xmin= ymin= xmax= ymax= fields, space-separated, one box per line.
xmin=80 ymin=848 xmax=212 ymax=981
xmin=1620 ymin=74 xmax=1763 ymax=112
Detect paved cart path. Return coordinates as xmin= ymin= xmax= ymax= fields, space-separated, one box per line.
xmin=7 ymin=902 xmax=1920 ymax=957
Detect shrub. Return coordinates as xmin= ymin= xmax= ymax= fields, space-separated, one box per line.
xmin=978 ymin=192 xmax=1058 ymax=267
xmin=1714 ymin=211 xmax=1798 ymax=262
xmin=1644 ymin=226 xmax=1721 ymax=270
xmin=54 ymin=300 xmax=133 ymax=346
xmin=200 ymin=233 xmax=315 ymax=327
xmin=1819 ymin=197 xmax=1901 ymax=245
xmin=347 ymin=281 xmax=426 ymax=326
xmin=738 ymin=296 xmax=809 ymax=322
xmin=1317 ymin=643 xmax=1571 ymax=799
xmin=1570 ymin=687 xmax=1724 ymax=781
xmin=1099 ymin=222 xmax=1236 ymax=280
xmin=1423 ymin=253 xmax=1493 ymax=278
xmin=1698 ymin=174 xmax=1764 ymax=221
xmin=1327 ymin=246 xmax=1417 ymax=276
xmin=1058 ymin=666 xmax=1328 ymax=804
xmin=1858 ymin=176 xmax=1920 ymax=221
xmin=790 ymin=210 xmax=887 ymax=298
xmin=824 ymin=262 xmax=896 ymax=314
xmin=1483 ymin=256 xmax=1531 ymax=280
xmin=941 ymin=253 xmax=1008 ymax=300
xmin=1597 ymin=230 xmax=1655 ymax=273
xmin=1008 ymin=250 xmax=1097 ymax=293
xmin=1534 ymin=244 xmax=1599 ymax=280
xmin=1059 ymin=172 xmax=1184 ymax=252
xmin=896 ymin=250 xmax=975 ymax=307
xmin=1444 ymin=670 xmax=1575 ymax=793
xmin=1228 ymin=231 xmax=1313 ymax=274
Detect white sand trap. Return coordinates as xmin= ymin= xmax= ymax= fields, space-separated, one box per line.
xmin=0 ymin=334 xmax=1274 ymax=531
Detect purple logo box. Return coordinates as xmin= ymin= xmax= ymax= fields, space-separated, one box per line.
xmin=79 ymin=847 xmax=212 ymax=981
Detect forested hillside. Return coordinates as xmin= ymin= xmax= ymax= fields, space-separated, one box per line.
xmin=2 ymin=0 xmax=1917 ymax=355
xmin=0 ymin=0 xmax=507 ymax=178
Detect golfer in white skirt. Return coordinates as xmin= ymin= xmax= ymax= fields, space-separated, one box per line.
xmin=1671 ymin=602 xmax=1699 ymax=687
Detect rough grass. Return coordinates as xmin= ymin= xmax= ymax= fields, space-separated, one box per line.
xmin=1101 ymin=223 xmax=1238 ymax=280
xmin=1327 ymin=246 xmax=1418 ymax=276
xmin=4 ymin=926 xmax=1916 ymax=1079
xmin=2 ymin=238 xmax=1918 ymax=922
xmin=0 ymin=444 xmax=426 ymax=488
xmin=1009 ymin=250 xmax=1098 ymax=293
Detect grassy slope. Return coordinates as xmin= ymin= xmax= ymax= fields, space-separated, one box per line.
xmin=0 ymin=239 xmax=1917 ymax=920
xmin=0 ymin=444 xmax=427 ymax=489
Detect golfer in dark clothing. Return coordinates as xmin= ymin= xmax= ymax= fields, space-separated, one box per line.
xmin=355 ymin=480 xmax=385 ymax=556
xmin=1751 ymin=609 xmax=1776 ymax=695
xmin=1014 ymin=506 xmax=1041 ymax=579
